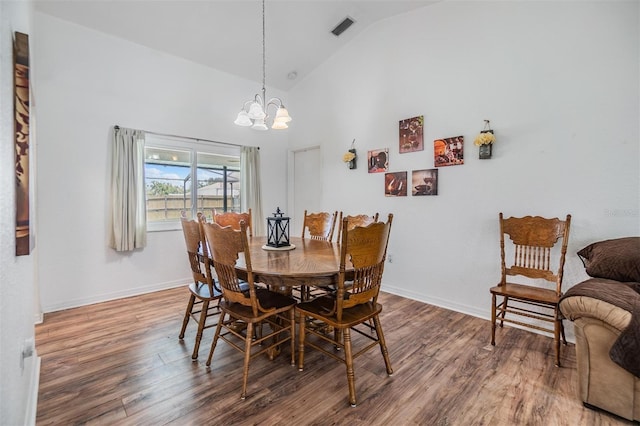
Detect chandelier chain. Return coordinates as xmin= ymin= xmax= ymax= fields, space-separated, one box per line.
xmin=233 ymin=0 xmax=291 ymax=130
xmin=262 ymin=0 xmax=266 ymax=95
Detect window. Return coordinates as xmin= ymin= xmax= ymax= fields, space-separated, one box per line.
xmin=144 ymin=134 xmax=241 ymax=231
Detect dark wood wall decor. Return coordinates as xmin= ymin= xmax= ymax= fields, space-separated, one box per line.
xmin=14 ymin=32 xmax=30 ymax=256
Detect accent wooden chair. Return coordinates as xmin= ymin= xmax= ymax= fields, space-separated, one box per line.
xmin=301 ymin=210 xmax=338 ymax=241
xmin=213 ymin=208 xmax=252 ymax=237
xmin=490 ymin=212 xmax=572 ymax=367
xmin=296 ymin=214 xmax=394 ymax=407
xmin=336 ymin=212 xmax=379 ymax=243
xmin=202 ymin=220 xmax=296 ymax=400
xmin=178 ymin=213 xmax=222 ymax=360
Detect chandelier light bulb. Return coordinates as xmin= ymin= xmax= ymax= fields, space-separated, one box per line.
xmin=251 ymin=118 xmax=268 ymax=131
xmin=271 ymin=120 xmax=288 ymax=130
xmin=234 ymin=110 xmax=253 ymax=127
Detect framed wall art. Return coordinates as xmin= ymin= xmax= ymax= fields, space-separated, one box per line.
xmin=434 ymin=135 xmax=464 ymax=167
xmin=367 ymin=148 xmax=389 ymax=173
xmin=14 ymin=32 xmax=30 ymax=256
xmin=384 ymin=171 xmax=407 ymax=197
xmin=412 ymin=169 xmax=438 ymax=196
xmin=399 ymin=115 xmax=424 ymax=153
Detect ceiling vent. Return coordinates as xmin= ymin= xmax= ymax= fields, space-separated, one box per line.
xmin=331 ymin=16 xmax=355 ymax=37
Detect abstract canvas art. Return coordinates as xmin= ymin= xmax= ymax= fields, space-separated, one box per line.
xmin=14 ymin=32 xmax=30 ymax=256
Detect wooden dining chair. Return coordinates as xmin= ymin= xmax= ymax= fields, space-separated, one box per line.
xmin=178 ymin=213 xmax=222 ymax=360
xmin=213 ymin=208 xmax=252 ymax=237
xmin=296 ymin=214 xmax=394 ymax=407
xmin=301 ymin=210 xmax=338 ymax=241
xmin=202 ymin=220 xmax=296 ymax=400
xmin=490 ymin=212 xmax=571 ymax=367
xmin=336 ymin=212 xmax=379 ymax=243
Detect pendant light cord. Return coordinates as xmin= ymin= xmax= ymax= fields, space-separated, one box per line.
xmin=261 ymin=0 xmax=266 ymax=99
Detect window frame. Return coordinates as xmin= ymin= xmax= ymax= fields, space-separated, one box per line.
xmin=144 ymin=134 xmax=241 ymax=232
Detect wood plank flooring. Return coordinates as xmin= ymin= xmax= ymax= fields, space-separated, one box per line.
xmin=35 ymin=287 xmax=633 ymax=425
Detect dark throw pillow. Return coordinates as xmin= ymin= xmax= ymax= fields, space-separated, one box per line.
xmin=577 ymin=237 xmax=640 ymax=283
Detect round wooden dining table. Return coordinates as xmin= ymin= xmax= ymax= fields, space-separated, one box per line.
xmin=235 ymin=236 xmax=351 ymax=289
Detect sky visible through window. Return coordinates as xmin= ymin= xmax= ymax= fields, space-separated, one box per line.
xmin=145 ymin=163 xmax=235 ymax=190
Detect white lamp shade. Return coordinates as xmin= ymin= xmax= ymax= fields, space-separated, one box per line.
xmin=234 ymin=111 xmax=253 ymax=127
xmin=274 ymin=106 xmax=292 ymax=123
xmin=252 ymin=118 xmax=268 ymax=131
xmin=248 ymin=102 xmax=266 ymax=120
xmin=271 ymin=120 xmax=288 ymax=130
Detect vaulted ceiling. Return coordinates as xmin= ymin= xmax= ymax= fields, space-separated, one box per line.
xmin=34 ymin=0 xmax=440 ymax=91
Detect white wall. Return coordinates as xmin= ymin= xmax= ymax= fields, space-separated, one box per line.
xmin=288 ymin=1 xmax=640 ymax=318
xmin=1 ymin=2 xmax=39 ymax=425
xmin=33 ymin=13 xmax=290 ymax=312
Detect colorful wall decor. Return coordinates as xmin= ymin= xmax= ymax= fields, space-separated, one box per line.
xmin=367 ymin=148 xmax=389 ymax=173
xmin=384 ymin=171 xmax=407 ymax=197
xmin=399 ymin=115 xmax=424 ymax=153
xmin=14 ymin=32 xmax=30 ymax=256
xmin=434 ymin=135 xmax=464 ymax=167
xmin=412 ymin=169 xmax=438 ymax=196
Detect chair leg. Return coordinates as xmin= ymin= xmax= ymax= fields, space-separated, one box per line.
xmin=553 ymin=312 xmax=566 ymax=367
xmin=334 ymin=328 xmax=343 ymax=351
xmin=206 ymin=312 xmax=225 ymax=367
xmin=179 ymin=294 xmax=196 ymax=339
xmin=192 ymin=300 xmax=210 ymax=360
xmin=499 ymin=296 xmax=508 ymax=327
xmin=491 ymin=294 xmax=497 ymax=346
xmin=289 ymin=309 xmax=296 ymax=366
xmin=554 ymin=316 xmax=562 ymax=367
xmin=373 ymin=315 xmax=393 ymax=375
xmin=560 ymin=318 xmax=567 ymax=345
xmin=297 ymin=312 xmax=306 ymax=371
xmin=241 ymin=322 xmax=254 ymax=400
xmin=343 ymin=327 xmax=357 ymax=407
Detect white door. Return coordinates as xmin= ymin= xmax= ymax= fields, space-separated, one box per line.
xmin=289 ymin=146 xmax=321 ymax=235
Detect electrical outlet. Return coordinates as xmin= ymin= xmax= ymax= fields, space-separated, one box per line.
xmin=21 ymin=337 xmax=34 ymax=370
xmin=387 ymin=253 xmax=393 ymax=263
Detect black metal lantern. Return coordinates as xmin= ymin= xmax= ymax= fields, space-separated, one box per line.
xmin=266 ymin=207 xmax=290 ymax=248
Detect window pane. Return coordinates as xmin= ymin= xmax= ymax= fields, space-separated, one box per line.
xmin=196 ymin=152 xmax=241 ymax=220
xmin=144 ymin=147 xmax=192 ymax=221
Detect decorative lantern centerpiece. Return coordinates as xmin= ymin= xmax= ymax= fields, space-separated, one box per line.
xmin=266 ymin=207 xmax=290 ymax=248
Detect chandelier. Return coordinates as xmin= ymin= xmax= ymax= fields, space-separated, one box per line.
xmin=234 ymin=0 xmax=292 ymax=130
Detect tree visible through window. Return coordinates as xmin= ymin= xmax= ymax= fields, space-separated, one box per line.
xmin=144 ymin=136 xmax=241 ymax=230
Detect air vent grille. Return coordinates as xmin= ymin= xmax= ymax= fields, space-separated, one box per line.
xmin=331 ymin=16 xmax=355 ymax=37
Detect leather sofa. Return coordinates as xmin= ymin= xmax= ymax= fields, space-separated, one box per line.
xmin=560 ymin=286 xmax=639 ymax=421
xmin=559 ymin=237 xmax=640 ymax=421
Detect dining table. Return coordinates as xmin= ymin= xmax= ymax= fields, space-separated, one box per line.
xmin=234 ymin=236 xmax=352 ymax=293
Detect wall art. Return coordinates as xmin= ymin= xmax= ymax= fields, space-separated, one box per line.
xmin=14 ymin=32 xmax=30 ymax=256
xmin=399 ymin=115 xmax=424 ymax=153
xmin=412 ymin=169 xmax=438 ymax=196
xmin=384 ymin=171 xmax=407 ymax=197
xmin=367 ymin=148 xmax=389 ymax=173
xmin=434 ymin=135 xmax=464 ymax=167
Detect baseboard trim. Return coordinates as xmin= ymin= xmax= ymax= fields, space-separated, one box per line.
xmin=41 ymin=279 xmax=189 ymax=313
xmin=381 ymin=283 xmax=576 ymax=344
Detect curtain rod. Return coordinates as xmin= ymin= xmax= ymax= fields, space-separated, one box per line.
xmin=113 ymin=125 xmax=257 ymax=149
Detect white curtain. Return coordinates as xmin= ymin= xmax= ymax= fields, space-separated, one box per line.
xmin=109 ymin=126 xmax=147 ymax=251
xmin=241 ymin=146 xmax=264 ymax=236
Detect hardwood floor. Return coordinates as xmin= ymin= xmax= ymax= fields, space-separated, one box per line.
xmin=36 ymin=287 xmax=632 ymax=425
